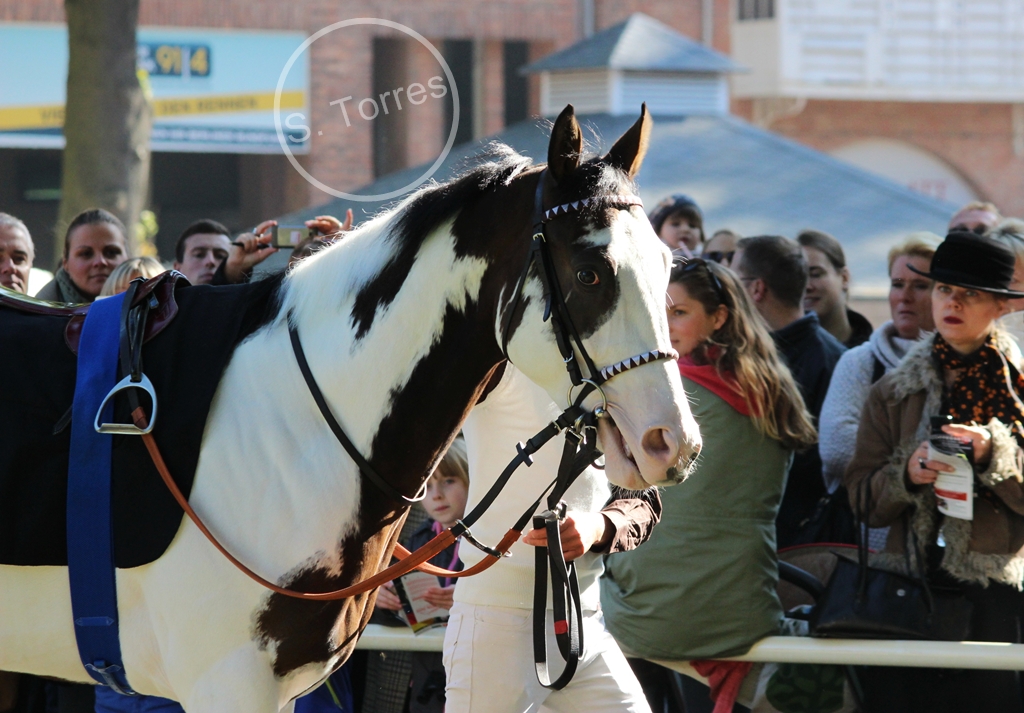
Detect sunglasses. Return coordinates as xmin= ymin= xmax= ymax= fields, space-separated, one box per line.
xmin=675 ymin=256 xmax=727 ymax=304
xmin=704 ymin=250 xmax=735 ymax=264
xmin=950 ymin=223 xmax=989 ymax=236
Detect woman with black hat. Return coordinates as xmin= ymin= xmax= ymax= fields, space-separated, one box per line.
xmin=845 ymin=230 xmax=1024 ymax=712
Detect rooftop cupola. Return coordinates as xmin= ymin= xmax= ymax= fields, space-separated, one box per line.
xmin=522 ymin=13 xmax=742 ymax=117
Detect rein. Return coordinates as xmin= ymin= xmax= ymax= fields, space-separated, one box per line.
xmin=110 ymin=169 xmax=676 ymax=614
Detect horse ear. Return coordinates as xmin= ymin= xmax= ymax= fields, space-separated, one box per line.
xmin=603 ymin=103 xmax=652 ymax=179
xmin=547 ymin=104 xmax=583 ymax=183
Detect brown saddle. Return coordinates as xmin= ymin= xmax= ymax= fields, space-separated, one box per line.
xmin=0 ymin=271 xmax=187 ymax=355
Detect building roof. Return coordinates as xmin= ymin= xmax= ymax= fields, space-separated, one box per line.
xmin=276 ymin=113 xmax=955 ymax=297
xmin=520 ymin=13 xmax=741 ymax=75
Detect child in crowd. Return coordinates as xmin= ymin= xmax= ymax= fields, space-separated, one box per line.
xmin=98 ymin=256 xmax=165 ymax=297
xmin=647 ymin=194 xmax=705 ymax=255
xmin=373 ymin=437 xmax=469 ymax=713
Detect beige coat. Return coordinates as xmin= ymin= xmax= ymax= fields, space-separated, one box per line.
xmin=845 ymin=331 xmax=1024 ymax=588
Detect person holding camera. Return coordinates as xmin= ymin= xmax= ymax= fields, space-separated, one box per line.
xmin=172 ymin=218 xmax=276 ymax=286
xmin=845 ymin=230 xmax=1024 ymax=712
xmin=175 ymin=209 xmax=353 ymax=286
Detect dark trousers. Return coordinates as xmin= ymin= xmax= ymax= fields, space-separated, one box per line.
xmin=858 ymin=579 xmax=1024 ymax=713
xmin=627 ymin=659 xmax=684 ymax=713
xmin=627 ymin=658 xmax=752 ymax=713
xmin=45 ymin=684 xmax=93 ymax=713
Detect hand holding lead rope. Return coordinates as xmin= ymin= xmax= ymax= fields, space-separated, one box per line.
xmin=522 ymin=507 xmax=611 ymax=562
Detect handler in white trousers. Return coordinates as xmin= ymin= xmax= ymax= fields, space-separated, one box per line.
xmin=444 ymin=364 xmax=660 ymax=712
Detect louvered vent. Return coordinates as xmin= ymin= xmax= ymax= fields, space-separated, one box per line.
xmin=542 ymin=70 xmax=729 ymax=116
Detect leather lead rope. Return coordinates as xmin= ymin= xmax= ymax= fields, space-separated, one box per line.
xmin=125 ymin=322 xmax=596 ymax=600
xmin=530 ymin=413 xmax=600 ymax=689
xmin=136 ymin=415 xmax=470 ymax=601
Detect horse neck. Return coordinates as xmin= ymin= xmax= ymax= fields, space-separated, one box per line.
xmin=277 ymin=216 xmax=507 ymax=511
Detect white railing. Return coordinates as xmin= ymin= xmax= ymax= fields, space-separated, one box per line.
xmin=356 ymin=625 xmax=1024 ymax=671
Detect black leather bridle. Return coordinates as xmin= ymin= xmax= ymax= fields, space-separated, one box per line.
xmin=491 ymin=168 xmax=679 ymax=688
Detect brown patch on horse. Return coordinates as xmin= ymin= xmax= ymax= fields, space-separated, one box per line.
xmin=350 ymin=150 xmax=533 ymax=340
xmin=252 ymin=303 xmax=511 ymax=677
xmin=253 ymin=503 xmax=407 ymax=678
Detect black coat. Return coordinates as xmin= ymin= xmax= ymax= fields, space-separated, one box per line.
xmin=771 ymin=312 xmax=847 ymax=547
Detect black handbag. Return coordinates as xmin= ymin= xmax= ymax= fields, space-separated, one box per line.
xmin=809 ymin=474 xmax=973 ymax=641
xmin=790 ymin=484 xmax=858 ymax=546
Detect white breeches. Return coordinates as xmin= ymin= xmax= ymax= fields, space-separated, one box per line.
xmin=442 ymin=602 xmax=650 ymax=713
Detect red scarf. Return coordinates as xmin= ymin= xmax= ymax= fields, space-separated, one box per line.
xmin=677 ymin=357 xmax=754 ymax=416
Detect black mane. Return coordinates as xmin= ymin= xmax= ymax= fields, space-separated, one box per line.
xmin=394 ymin=145 xmax=535 ymax=251
xmin=348 ymin=142 xmax=639 ymax=341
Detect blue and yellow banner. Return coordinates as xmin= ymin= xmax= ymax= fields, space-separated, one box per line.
xmin=0 ymin=24 xmax=309 ymax=153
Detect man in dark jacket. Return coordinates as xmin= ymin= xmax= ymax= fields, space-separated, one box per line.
xmin=733 ymin=235 xmax=847 ymax=547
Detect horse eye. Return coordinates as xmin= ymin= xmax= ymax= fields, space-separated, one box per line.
xmin=577 ymin=269 xmax=600 ymax=286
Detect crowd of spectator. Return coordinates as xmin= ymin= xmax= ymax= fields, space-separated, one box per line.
xmin=3 ymin=191 xmax=1024 ymax=713
xmin=626 ymin=196 xmax=1024 ymax=713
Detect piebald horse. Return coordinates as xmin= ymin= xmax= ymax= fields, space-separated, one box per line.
xmin=0 ymin=105 xmax=699 ymax=712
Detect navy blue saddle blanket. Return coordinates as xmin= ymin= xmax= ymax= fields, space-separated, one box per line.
xmin=0 ymin=274 xmax=284 ymax=567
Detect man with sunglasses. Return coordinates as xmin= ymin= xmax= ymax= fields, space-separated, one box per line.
xmin=701 ymin=229 xmax=740 ymax=267
xmin=949 ymin=201 xmax=1001 ymax=235
xmin=732 ymin=235 xmax=847 ymax=548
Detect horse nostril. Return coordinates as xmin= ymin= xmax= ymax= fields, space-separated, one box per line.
xmin=641 ymin=426 xmax=679 ymax=464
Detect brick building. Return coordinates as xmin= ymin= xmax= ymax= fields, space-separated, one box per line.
xmin=4 ymin=0 xmax=723 ymax=264
xmin=730 ymin=0 xmax=1024 ymax=219
xmin=1 ymin=0 xmax=1018 ymax=265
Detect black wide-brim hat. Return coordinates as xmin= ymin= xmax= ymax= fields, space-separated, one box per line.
xmin=908 ymin=230 xmax=1024 ymax=298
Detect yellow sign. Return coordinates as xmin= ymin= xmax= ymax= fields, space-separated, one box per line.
xmin=0 ymin=90 xmax=305 ymax=131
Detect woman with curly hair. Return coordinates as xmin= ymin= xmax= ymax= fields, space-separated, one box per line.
xmin=602 ymin=257 xmax=816 ymax=713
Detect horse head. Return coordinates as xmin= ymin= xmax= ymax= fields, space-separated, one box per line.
xmin=497 ymin=104 xmax=701 ymax=488
xmin=279 ymin=104 xmax=699 ymax=502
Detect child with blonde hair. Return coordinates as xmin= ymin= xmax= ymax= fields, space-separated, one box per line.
xmin=98 ymin=256 xmax=165 ymax=297
xmin=373 ymin=437 xmax=469 ymax=713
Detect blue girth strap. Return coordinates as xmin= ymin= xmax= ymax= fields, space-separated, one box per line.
xmin=67 ymin=292 xmax=136 ymax=695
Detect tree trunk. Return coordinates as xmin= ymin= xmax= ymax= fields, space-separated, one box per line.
xmin=57 ymin=0 xmax=151 ymax=260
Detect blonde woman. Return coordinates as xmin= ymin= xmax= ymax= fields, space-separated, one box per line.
xmin=98 ymin=256 xmax=165 ymax=297
xmin=820 ymin=232 xmax=941 ymax=494
xmin=601 ymin=258 xmax=815 ymax=713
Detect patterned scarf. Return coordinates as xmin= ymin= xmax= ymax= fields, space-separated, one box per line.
xmin=54 ymin=267 xmax=92 ymax=304
xmin=933 ymin=333 xmax=1024 ymax=444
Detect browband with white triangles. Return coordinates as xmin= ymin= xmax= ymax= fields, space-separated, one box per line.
xmin=543 ymin=195 xmax=644 ymax=222
xmin=598 ymin=348 xmax=679 ymax=382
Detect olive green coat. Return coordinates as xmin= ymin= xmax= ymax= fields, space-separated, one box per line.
xmin=600 ymin=380 xmax=791 ymax=659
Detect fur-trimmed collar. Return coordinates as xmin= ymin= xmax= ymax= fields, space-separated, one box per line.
xmin=876 ymin=327 xmax=1024 ymax=588
xmin=887 ymin=328 xmax=1023 ymax=402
